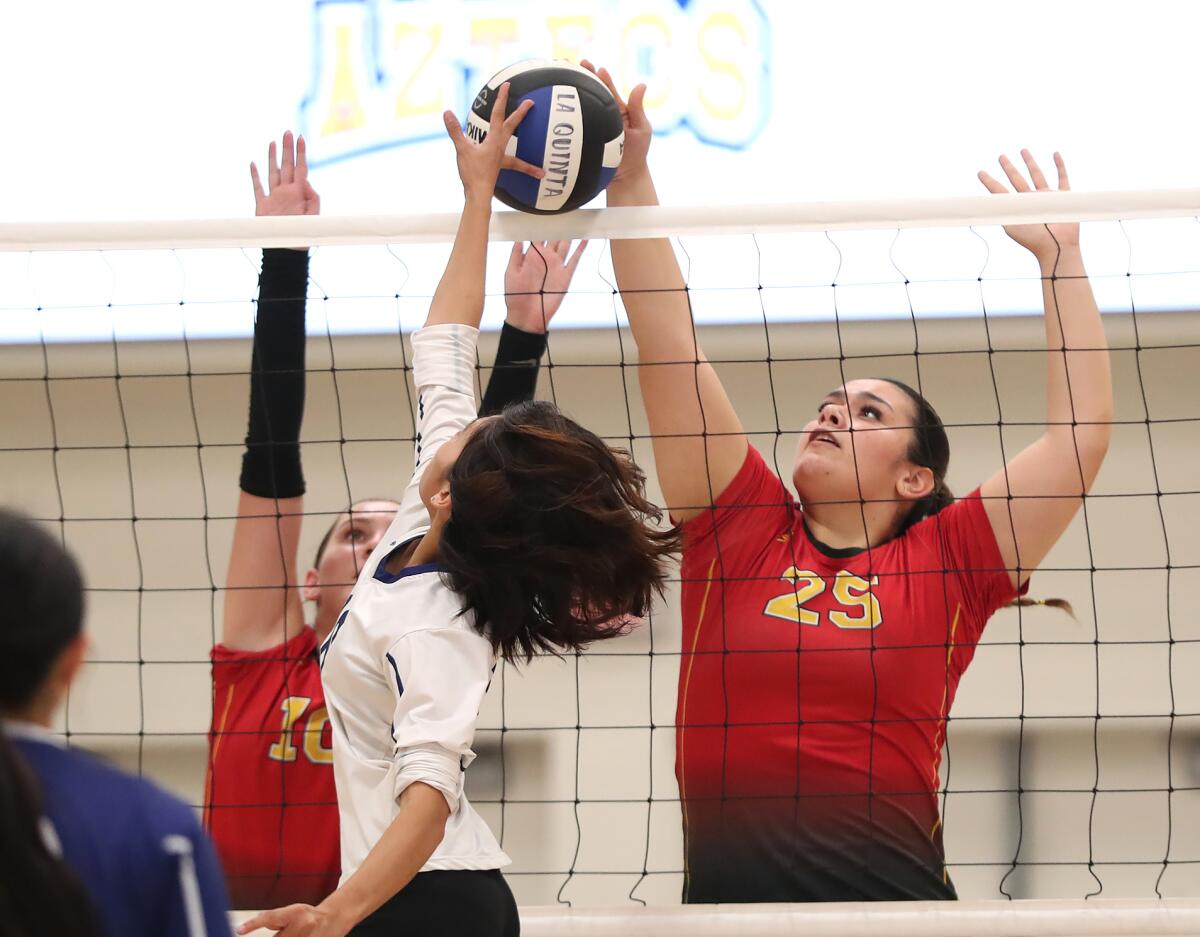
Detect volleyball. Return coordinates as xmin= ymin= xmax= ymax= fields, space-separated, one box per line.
xmin=467 ymin=59 xmax=624 ymax=214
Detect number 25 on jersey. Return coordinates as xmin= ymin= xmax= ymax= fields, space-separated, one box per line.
xmin=764 ymin=568 xmax=883 ymax=630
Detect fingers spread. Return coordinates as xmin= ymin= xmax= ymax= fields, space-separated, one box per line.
xmin=1054 ymin=152 xmax=1070 ymax=191
xmin=502 ymin=153 xmax=544 ymax=179
xmin=567 ymin=239 xmax=589 ymax=270
xmin=626 ymin=84 xmax=650 ymax=127
xmin=250 ymin=162 xmax=266 ymax=202
xmin=281 ymin=130 xmax=296 ymax=184
xmin=489 ymin=82 xmax=511 ymax=131
xmin=998 ymin=155 xmax=1031 ymax=193
xmin=268 ymin=140 xmax=281 ymax=189
xmin=443 ymin=110 xmax=467 ymax=148
xmin=1021 ymin=148 xmax=1049 ymax=191
xmin=977 ymin=170 xmax=1007 ymax=195
xmin=502 ymin=98 xmax=534 ymax=135
xmin=595 ymin=66 xmax=626 ymax=110
xmin=296 ymin=134 xmax=308 ymax=182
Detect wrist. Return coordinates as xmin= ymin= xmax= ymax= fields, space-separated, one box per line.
xmin=1037 ymin=244 xmax=1084 ymax=276
xmin=463 ymin=188 xmax=495 ymax=211
xmin=315 ymin=892 xmax=361 ymax=934
xmin=606 ymin=168 xmax=655 ymax=206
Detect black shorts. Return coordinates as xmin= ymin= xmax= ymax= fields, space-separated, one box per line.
xmin=350 ymin=869 xmax=519 ymax=937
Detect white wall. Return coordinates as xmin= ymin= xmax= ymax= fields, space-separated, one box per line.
xmin=1 ymin=308 xmax=1197 ymax=905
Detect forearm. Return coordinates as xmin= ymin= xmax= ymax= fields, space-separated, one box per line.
xmin=316 ymin=782 xmax=450 ymax=930
xmin=1038 ymin=246 xmax=1112 ymax=456
xmin=426 ymin=196 xmax=492 ymax=329
xmin=606 ymin=171 xmax=698 ymax=363
xmin=240 ymin=248 xmax=309 ymax=498
xmin=480 ymin=322 xmax=546 ymax=416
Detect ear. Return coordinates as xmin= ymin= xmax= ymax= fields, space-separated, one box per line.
xmin=897 ymin=464 xmax=935 ymax=502
xmin=303 ymin=567 xmax=320 ymax=604
xmin=52 ymin=634 xmax=89 ymax=698
xmin=429 ymin=482 xmax=452 ymax=513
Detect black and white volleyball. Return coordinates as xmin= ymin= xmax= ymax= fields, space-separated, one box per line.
xmin=467 ymin=60 xmax=625 ymax=215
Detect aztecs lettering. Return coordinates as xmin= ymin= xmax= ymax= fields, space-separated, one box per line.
xmin=300 ymin=0 xmax=770 ymax=167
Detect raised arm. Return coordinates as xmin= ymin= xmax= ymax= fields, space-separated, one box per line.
xmin=480 ymin=239 xmax=588 ymax=416
xmin=584 ymin=61 xmax=747 ymax=522
xmin=222 ymin=132 xmax=320 ymax=652
xmin=237 ymin=86 xmax=536 ymax=937
xmin=977 ymin=152 xmax=1112 ymax=588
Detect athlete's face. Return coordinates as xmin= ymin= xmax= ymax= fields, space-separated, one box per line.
xmin=792 ymin=379 xmax=931 ymax=509
xmin=418 ymin=416 xmax=498 ymax=514
xmin=306 ymin=499 xmax=398 ymax=617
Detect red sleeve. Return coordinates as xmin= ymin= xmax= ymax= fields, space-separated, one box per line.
xmin=911 ymin=489 xmax=1028 ymax=643
xmin=680 ymin=445 xmax=795 ymax=578
xmin=211 ymin=628 xmax=319 ymax=691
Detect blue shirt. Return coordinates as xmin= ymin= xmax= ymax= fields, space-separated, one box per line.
xmin=9 ymin=722 xmax=232 ymax=937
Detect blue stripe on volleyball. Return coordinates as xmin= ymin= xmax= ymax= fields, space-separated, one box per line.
xmin=596 ymin=166 xmax=617 ymax=195
xmin=497 ymin=86 xmax=551 ymax=208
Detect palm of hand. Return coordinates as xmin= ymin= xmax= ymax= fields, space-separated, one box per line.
xmin=504 ymin=241 xmax=585 ymax=331
xmin=256 ymin=181 xmax=319 ymax=218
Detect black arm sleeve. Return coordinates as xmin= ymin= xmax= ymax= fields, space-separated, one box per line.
xmin=479 ymin=323 xmax=548 ymax=417
xmin=238 ymin=249 xmax=309 ymax=499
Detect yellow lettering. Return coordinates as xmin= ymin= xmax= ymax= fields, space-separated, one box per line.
xmin=303 ymin=706 xmax=334 ymax=765
xmin=392 ymin=22 xmax=443 ymax=120
xmin=267 ymin=696 xmax=312 ymax=763
xmin=546 ymin=15 xmax=595 ymax=63
xmin=829 ymin=573 xmax=884 ymax=630
xmin=621 ymin=14 xmax=673 ymax=110
xmin=763 ymin=567 xmax=825 ymax=627
xmin=321 ymin=26 xmax=367 ymax=136
xmin=470 ymin=17 xmax=520 ymax=77
xmin=697 ymin=12 xmax=748 ymax=121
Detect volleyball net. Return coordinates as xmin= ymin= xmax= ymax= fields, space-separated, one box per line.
xmin=2 ymin=192 xmax=1199 ymax=933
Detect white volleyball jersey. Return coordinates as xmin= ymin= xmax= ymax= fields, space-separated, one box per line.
xmin=319 ymin=323 xmax=510 ymax=882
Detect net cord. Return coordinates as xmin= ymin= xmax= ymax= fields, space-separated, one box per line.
xmin=4 ymin=190 xmax=1200 ymax=251
xmin=231 ymin=898 xmax=1200 ymax=937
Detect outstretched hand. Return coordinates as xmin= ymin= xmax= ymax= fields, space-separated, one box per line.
xmin=443 ymin=83 xmax=542 ymax=201
xmin=250 ymin=132 xmax=320 ymax=217
xmin=978 ymin=150 xmax=1079 ymax=263
xmin=504 ymin=240 xmax=589 ymax=333
xmin=579 ymin=59 xmax=650 ymax=187
xmin=236 ymin=903 xmax=346 ymax=937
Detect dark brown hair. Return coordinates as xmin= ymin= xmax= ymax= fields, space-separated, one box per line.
xmin=440 ymin=400 xmax=681 ymax=663
xmin=883 ymin=378 xmax=953 ymax=536
xmin=881 ymin=382 xmax=1071 ymax=616
xmin=0 ymin=511 xmax=99 ymax=936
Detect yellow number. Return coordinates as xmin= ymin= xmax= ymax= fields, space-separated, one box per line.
xmin=267 ymin=696 xmax=311 ymax=763
xmin=321 ymin=26 xmax=367 ymax=136
xmin=393 ymin=23 xmax=443 ymax=119
xmin=763 ymin=569 xmax=884 ymax=630
xmin=763 ymin=567 xmax=825 ymax=627
xmin=469 ymin=17 xmax=519 ymax=77
xmin=829 ymin=573 xmax=883 ymax=630
xmin=303 ymin=706 xmax=334 ymax=765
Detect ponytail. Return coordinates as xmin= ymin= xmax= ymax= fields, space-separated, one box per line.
xmin=1006 ymin=596 xmax=1076 ymax=618
xmin=0 ymin=730 xmax=98 ymax=936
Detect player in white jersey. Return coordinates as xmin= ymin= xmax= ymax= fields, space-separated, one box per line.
xmin=238 ymin=84 xmax=680 ymax=937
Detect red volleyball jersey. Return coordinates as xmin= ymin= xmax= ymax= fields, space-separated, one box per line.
xmin=677 ymin=446 xmax=1021 ymax=903
xmin=205 ymin=627 xmax=339 ymax=910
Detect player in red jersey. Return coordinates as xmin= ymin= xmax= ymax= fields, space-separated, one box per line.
xmin=586 ymin=62 xmax=1112 ymax=902
xmin=204 ymin=131 xmax=587 ymax=910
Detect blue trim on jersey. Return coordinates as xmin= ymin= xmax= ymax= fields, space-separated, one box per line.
xmin=385 ymin=652 xmax=405 ymax=697
xmin=372 ymin=536 xmax=444 ymax=584
xmin=497 ymin=85 xmax=550 ymax=208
